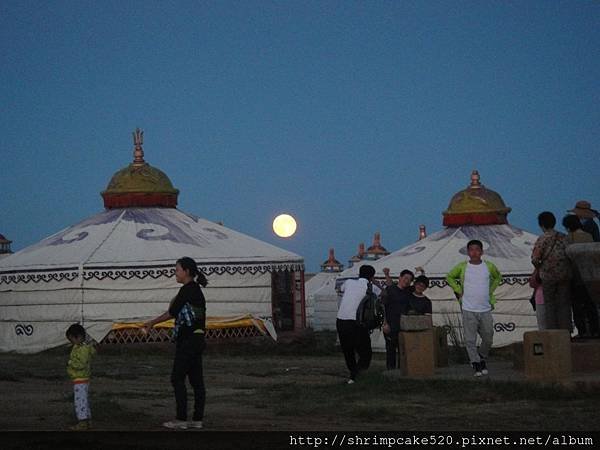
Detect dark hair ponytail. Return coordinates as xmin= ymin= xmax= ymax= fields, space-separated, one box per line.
xmin=176 ymin=257 xmax=208 ymax=287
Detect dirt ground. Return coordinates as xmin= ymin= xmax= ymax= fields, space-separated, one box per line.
xmin=1 ymin=332 xmax=599 ymax=445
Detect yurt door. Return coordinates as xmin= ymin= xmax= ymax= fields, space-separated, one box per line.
xmin=271 ymin=271 xmax=294 ymax=331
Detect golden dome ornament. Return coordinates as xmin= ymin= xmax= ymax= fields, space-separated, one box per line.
xmin=442 ymin=170 xmax=511 ymax=226
xmin=101 ymin=129 xmax=179 ymax=209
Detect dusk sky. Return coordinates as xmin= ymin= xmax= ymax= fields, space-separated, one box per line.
xmin=1 ymin=1 xmax=599 ymax=272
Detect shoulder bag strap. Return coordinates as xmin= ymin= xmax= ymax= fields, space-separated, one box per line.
xmin=540 ymin=234 xmax=559 ymax=264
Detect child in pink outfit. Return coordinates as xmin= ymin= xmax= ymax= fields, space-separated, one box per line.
xmin=529 ymin=275 xmax=546 ymax=330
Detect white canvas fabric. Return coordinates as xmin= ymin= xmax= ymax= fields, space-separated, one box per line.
xmin=304 ymin=272 xmax=341 ymax=331
xmin=316 ymin=224 xmax=538 ymax=349
xmin=0 ymin=208 xmax=303 ymax=353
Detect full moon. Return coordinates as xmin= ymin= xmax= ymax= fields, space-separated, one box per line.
xmin=272 ymin=214 xmax=297 ymax=238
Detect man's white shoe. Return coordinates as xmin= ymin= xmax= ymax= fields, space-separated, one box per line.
xmin=162 ymin=420 xmax=188 ymax=429
xmin=347 ymin=379 xmax=355 ymax=385
xmin=188 ymin=420 xmax=203 ymax=429
xmin=472 ymin=362 xmax=483 ymax=377
xmin=479 ymin=360 xmax=489 ymax=375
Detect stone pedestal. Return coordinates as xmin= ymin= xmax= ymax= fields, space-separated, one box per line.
xmin=400 ymin=315 xmax=433 ymax=331
xmin=523 ymin=330 xmax=571 ymax=382
xmin=398 ymin=329 xmax=435 ymax=376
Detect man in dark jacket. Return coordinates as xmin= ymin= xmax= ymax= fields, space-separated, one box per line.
xmin=381 ymin=267 xmax=414 ymax=370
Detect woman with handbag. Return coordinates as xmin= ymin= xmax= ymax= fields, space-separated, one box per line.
xmin=531 ymin=211 xmax=572 ymax=331
xmin=143 ymin=257 xmax=207 ymax=429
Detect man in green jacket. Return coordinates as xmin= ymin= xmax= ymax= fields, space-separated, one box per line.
xmin=446 ymin=239 xmax=501 ymax=377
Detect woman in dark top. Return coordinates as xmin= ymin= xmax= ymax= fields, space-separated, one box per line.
xmin=143 ymin=257 xmax=207 ymax=430
xmin=405 ymin=275 xmax=432 ymax=315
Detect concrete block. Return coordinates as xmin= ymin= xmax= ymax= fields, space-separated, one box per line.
xmin=398 ymin=329 xmax=435 ymax=376
xmin=523 ymin=330 xmax=571 ymax=382
xmin=400 ymin=314 xmax=433 ymax=331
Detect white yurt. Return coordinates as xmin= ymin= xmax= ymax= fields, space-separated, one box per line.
xmin=306 ymin=234 xmax=392 ymax=332
xmin=0 ymin=130 xmax=305 ymax=353
xmin=305 ymin=248 xmax=344 ymax=330
xmin=317 ymin=170 xmax=537 ymax=349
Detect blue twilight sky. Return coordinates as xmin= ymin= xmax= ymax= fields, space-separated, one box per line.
xmin=1 ymin=1 xmax=599 ymax=272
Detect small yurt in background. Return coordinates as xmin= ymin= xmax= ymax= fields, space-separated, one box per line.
xmin=0 ymin=234 xmax=12 ymax=260
xmin=305 ymin=248 xmax=344 ymax=330
xmin=0 ymin=130 xmax=305 ymax=353
xmin=308 ymin=233 xmax=392 ymax=336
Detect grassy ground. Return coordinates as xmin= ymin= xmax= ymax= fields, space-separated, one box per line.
xmin=1 ymin=331 xmax=599 ymax=432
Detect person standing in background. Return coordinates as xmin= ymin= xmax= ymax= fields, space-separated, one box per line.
xmin=568 ymin=200 xmax=600 ymax=242
xmin=563 ymin=214 xmax=598 ymax=338
xmin=532 ymin=212 xmax=572 ymax=331
xmin=381 ymin=267 xmax=414 ymax=370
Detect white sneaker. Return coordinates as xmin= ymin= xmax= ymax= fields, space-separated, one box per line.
xmin=162 ymin=420 xmax=188 ymax=429
xmin=188 ymin=420 xmax=203 ymax=429
xmin=480 ymin=360 xmax=489 ymax=375
xmin=347 ymin=379 xmax=355 ymax=385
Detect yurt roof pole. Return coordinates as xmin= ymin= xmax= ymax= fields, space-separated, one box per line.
xmin=78 ymin=263 xmax=85 ymax=325
xmin=86 ymin=209 xmax=126 ymax=262
xmin=419 ymin=226 xmax=462 ymax=268
xmin=77 ymin=210 xmax=127 ymax=327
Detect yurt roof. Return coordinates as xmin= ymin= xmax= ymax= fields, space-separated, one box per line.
xmin=319 ymin=248 xmax=344 ymax=272
xmin=339 ymin=224 xmax=537 ymax=279
xmin=305 ymin=271 xmax=340 ymax=298
xmin=0 ymin=208 xmax=303 ymax=276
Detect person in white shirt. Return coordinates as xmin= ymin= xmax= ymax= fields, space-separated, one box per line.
xmin=446 ymin=240 xmax=502 ymax=377
xmin=336 ymin=264 xmax=381 ymax=384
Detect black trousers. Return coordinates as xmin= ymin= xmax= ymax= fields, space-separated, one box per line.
xmin=171 ymin=334 xmax=206 ymax=421
xmin=336 ymin=319 xmax=372 ymax=380
xmin=384 ymin=313 xmax=401 ymax=369
xmin=572 ymin=283 xmax=599 ymax=337
xmin=384 ymin=331 xmax=399 ymax=370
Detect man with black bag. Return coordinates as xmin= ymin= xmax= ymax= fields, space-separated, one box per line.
xmin=336 ymin=264 xmax=381 ymax=384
